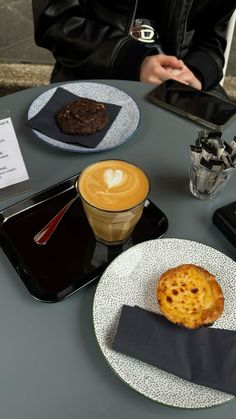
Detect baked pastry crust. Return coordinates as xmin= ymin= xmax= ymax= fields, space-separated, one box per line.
xmin=56 ymin=98 xmax=109 ymax=135
xmin=156 ymin=264 xmax=224 ymax=329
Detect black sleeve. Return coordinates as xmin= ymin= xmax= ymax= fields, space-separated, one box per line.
xmin=184 ymin=5 xmax=236 ymax=90
xmin=32 ymin=0 xmax=152 ymax=81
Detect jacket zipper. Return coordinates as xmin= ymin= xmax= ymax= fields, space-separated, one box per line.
xmin=127 ymin=0 xmax=139 ymax=33
xmin=176 ymin=0 xmax=193 ymax=57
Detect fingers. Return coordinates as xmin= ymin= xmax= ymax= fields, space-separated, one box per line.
xmin=139 ymin=56 xmax=169 ymax=83
xmin=166 ymin=63 xmax=202 ymax=89
xmin=140 ymin=55 xmax=184 ymax=83
xmin=157 ymin=54 xmax=184 ymax=69
xmin=174 ymin=67 xmax=202 ymax=90
xmin=139 ymin=54 xmax=202 ymax=90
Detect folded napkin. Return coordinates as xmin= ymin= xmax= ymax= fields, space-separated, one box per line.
xmin=112 ymin=305 xmax=236 ymax=395
xmin=26 ymin=87 xmax=121 ymax=148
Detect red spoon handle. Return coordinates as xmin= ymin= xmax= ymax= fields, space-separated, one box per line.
xmin=34 ymin=195 xmax=78 ymax=245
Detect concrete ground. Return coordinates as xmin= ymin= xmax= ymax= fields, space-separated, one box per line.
xmin=0 ymin=0 xmax=236 ymax=99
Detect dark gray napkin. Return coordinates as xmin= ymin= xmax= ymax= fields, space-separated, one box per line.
xmin=112 ymin=305 xmax=236 ymax=395
xmin=26 ymin=87 xmax=121 ymax=148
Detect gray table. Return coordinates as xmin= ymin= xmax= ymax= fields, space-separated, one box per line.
xmin=0 ymin=80 xmax=236 ymax=419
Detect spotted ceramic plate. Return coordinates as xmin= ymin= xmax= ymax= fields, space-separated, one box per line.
xmin=93 ymin=238 xmax=236 ymax=409
xmin=27 ymin=82 xmax=140 ymax=153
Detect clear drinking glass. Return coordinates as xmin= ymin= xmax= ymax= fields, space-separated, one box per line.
xmin=77 ymin=160 xmax=150 ymax=245
xmin=189 ymin=159 xmax=233 ymax=200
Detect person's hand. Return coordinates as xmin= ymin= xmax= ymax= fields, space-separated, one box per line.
xmin=140 ymin=54 xmax=184 ymax=84
xmin=140 ymin=54 xmax=202 ymax=90
xmin=173 ymin=63 xmax=202 ymax=90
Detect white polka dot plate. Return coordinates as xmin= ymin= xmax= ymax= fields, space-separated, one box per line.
xmin=27 ymin=82 xmax=140 ymax=153
xmin=93 ymin=238 xmax=236 ymax=409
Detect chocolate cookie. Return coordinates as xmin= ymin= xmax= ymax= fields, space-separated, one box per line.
xmin=56 ymin=98 xmax=109 ymax=135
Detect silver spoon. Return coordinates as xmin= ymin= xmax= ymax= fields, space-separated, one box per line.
xmin=34 ymin=180 xmax=80 ymax=245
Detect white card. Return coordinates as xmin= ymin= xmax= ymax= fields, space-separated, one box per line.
xmin=0 ymin=111 xmax=30 ymax=199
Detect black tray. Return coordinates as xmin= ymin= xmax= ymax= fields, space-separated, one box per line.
xmin=0 ymin=174 xmax=168 ymax=303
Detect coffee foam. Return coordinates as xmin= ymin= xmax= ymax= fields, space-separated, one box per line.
xmin=78 ymin=160 xmax=149 ymax=211
xmin=104 ymin=168 xmax=124 ymax=188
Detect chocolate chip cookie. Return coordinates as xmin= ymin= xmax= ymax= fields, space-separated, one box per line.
xmin=56 ymin=98 xmax=109 ymax=135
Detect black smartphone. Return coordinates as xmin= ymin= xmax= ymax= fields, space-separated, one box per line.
xmin=146 ymin=80 xmax=236 ymax=129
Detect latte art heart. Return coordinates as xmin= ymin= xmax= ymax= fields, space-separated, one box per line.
xmin=78 ymin=160 xmax=149 ymax=211
xmin=104 ymin=169 xmax=124 ymax=188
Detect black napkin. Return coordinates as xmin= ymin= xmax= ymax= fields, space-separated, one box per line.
xmin=112 ymin=305 xmax=236 ymax=395
xmin=26 ymin=87 xmax=122 ymax=148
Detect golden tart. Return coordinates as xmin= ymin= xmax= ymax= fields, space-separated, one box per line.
xmin=156 ymin=264 xmax=224 ymax=329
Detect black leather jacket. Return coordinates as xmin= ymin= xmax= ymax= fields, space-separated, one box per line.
xmin=32 ymin=0 xmax=236 ymax=89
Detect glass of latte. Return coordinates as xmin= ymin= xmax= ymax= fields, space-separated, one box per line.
xmin=77 ymin=160 xmax=149 ymax=245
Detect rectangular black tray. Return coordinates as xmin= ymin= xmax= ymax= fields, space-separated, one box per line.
xmin=0 ymin=174 xmax=168 ymax=302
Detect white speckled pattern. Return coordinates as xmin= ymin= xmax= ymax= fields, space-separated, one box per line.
xmin=93 ymin=238 xmax=236 ymax=409
xmin=27 ymin=82 xmax=140 ymax=153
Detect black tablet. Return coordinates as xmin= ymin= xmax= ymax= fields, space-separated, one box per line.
xmin=146 ymin=80 xmax=236 ymax=129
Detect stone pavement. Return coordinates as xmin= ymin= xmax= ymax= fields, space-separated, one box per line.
xmin=0 ymin=0 xmax=54 ymax=65
xmin=0 ymin=0 xmax=236 ymax=99
xmin=0 ymin=63 xmax=52 ymax=96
